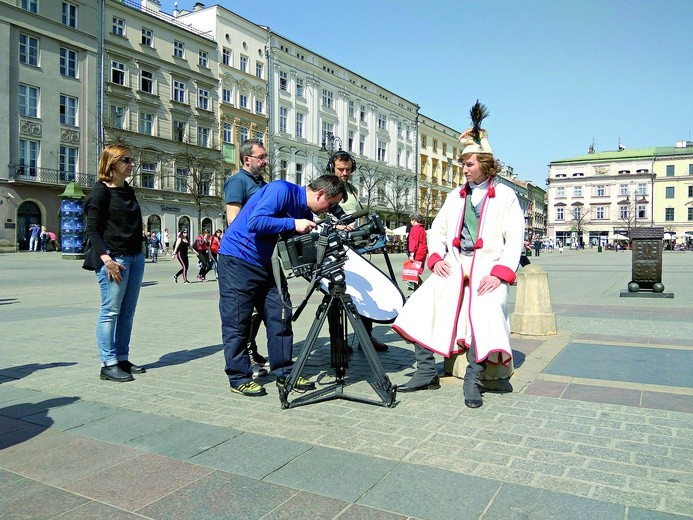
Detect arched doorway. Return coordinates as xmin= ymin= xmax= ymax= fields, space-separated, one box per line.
xmin=178 ymin=216 xmax=191 ymax=235
xmin=147 ymin=214 xmax=162 ymax=234
xmin=17 ymin=201 xmax=42 ymax=251
xmin=201 ymin=217 xmax=213 ymax=234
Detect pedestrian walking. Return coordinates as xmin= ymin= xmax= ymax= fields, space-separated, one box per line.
xmin=406 ymin=212 xmax=428 ymax=291
xmin=209 ymin=229 xmax=222 ymax=277
xmin=193 ymin=230 xmax=212 ymax=282
xmin=147 ymin=232 xmax=160 ymax=262
xmin=171 ymin=230 xmax=197 ymax=284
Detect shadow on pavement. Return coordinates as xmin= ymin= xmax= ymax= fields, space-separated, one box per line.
xmin=0 ymin=396 xmax=80 ymax=450
xmin=146 ymin=344 xmax=223 ymax=369
xmin=512 ymin=349 xmax=526 ymax=369
xmin=0 ymin=362 xmax=78 ymax=383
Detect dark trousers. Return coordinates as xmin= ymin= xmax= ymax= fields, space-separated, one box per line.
xmin=464 ymin=342 xmax=486 ymax=385
xmin=198 ymin=252 xmax=211 ymax=278
xmin=218 ymin=255 xmax=293 ymax=385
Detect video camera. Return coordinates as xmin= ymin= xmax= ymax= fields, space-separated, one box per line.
xmin=277 ymin=209 xmax=387 ymax=279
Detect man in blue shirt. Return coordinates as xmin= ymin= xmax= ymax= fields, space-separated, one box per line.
xmin=29 ymin=223 xmax=41 ymax=251
xmin=218 ymin=175 xmax=347 ymax=397
xmin=224 ymin=139 xmax=269 ymax=373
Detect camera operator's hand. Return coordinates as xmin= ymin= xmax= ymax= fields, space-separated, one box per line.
xmin=335 ymin=224 xmax=354 ymax=231
xmin=295 ymin=219 xmax=317 ymax=234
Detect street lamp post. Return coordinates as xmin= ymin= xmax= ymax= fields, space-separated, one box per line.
xmin=320 ymin=132 xmax=342 ymax=154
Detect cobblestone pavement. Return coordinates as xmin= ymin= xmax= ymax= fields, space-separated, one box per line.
xmin=1 ymin=248 xmax=691 ymax=519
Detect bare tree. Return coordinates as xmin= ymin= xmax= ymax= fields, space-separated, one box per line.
xmin=171 ymin=139 xmax=224 ymax=233
xmin=569 ymin=203 xmax=590 ymax=248
xmin=356 ymin=166 xmax=384 ymax=211
xmin=419 ymin=186 xmax=437 ymax=228
xmin=617 ymin=200 xmax=636 ymax=239
xmin=381 ymin=170 xmax=414 ymax=227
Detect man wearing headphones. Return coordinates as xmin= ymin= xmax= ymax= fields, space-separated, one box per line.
xmin=327 ymin=150 xmax=389 ymax=352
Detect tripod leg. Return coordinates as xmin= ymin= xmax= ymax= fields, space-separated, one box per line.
xmin=341 ymin=294 xmax=396 ymax=406
xmin=278 ymin=294 xmax=332 ymax=408
xmin=328 ymin=298 xmax=349 ymax=382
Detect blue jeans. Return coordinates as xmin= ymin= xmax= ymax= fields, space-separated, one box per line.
xmin=95 ymin=253 xmax=145 ymax=366
xmin=218 ymin=254 xmax=294 ymax=385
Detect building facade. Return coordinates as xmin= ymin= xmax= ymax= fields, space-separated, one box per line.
xmin=174 ymin=3 xmax=268 ymax=176
xmin=417 ymin=115 xmax=459 ymax=225
xmin=267 ymin=32 xmax=419 ymax=228
xmin=0 ymin=0 xmax=99 ymax=251
xmin=104 ymin=0 xmax=224 ymax=238
xmin=547 ymin=141 xmax=693 ymax=248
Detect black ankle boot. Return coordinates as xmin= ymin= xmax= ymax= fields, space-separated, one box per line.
xmin=397 ymin=375 xmax=440 ymax=392
xmin=463 ymin=345 xmax=484 ymax=408
xmin=100 ymin=365 xmax=134 ymax=382
xmin=463 ymin=378 xmax=483 ymax=408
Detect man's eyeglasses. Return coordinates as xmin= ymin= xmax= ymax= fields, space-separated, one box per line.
xmin=121 ymin=157 xmax=133 ymax=164
xmin=249 ymin=154 xmax=268 ymax=161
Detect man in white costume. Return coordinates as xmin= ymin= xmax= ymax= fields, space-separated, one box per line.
xmin=392 ymin=102 xmax=524 ymax=408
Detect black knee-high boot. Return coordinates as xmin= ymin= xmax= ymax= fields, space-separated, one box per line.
xmin=397 ymin=344 xmax=440 ymax=392
xmin=463 ymin=343 xmax=485 ymax=408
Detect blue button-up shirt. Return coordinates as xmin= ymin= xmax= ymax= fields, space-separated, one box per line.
xmin=219 ymin=181 xmax=312 ymax=267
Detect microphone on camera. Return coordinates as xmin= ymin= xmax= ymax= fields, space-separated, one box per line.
xmin=340 ymin=209 xmax=369 ymax=225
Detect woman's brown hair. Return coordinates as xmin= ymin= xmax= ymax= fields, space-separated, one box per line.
xmin=459 ymin=152 xmax=502 ymax=178
xmin=98 ymin=144 xmax=130 ymax=182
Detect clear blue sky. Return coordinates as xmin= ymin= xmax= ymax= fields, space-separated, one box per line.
xmin=161 ymin=0 xmax=692 ymax=186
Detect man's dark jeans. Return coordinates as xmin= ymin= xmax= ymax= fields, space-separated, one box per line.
xmin=218 ymin=254 xmax=294 ymax=385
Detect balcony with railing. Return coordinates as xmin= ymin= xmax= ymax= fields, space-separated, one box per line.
xmin=9 ymin=164 xmax=96 ymax=187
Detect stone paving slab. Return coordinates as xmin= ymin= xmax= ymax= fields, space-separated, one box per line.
xmin=544 ymin=342 xmax=691 ymax=387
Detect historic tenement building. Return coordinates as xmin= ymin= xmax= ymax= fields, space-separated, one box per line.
xmin=0 ymin=0 xmax=99 ymax=251
xmin=547 ymin=141 xmax=693 ymax=248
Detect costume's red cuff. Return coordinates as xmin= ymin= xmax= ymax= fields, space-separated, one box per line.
xmin=491 ymin=265 xmax=516 ymax=285
xmin=428 ymin=253 xmax=444 ymax=271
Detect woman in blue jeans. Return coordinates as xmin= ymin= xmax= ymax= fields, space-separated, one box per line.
xmin=83 ymin=144 xmax=146 ymax=382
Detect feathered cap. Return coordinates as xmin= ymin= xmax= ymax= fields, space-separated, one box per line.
xmin=457 ymin=100 xmax=493 ymax=155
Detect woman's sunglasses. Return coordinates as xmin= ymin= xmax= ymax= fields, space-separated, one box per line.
xmin=121 ymin=157 xmax=133 ymax=164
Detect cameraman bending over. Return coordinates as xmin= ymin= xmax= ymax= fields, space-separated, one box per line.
xmin=218 ymin=175 xmax=346 ymax=397
xmin=327 ymin=150 xmax=389 ymax=353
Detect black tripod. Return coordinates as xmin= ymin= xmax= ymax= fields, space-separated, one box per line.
xmin=277 ymin=270 xmax=397 ymax=409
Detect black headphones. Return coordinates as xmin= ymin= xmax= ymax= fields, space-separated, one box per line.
xmin=326 ymin=150 xmax=357 ymax=174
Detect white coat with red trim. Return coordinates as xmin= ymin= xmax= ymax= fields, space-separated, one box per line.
xmin=392 ymin=179 xmax=525 ymax=365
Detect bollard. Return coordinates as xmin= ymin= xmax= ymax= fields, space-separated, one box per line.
xmin=510 ymin=265 xmax=556 ymax=336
